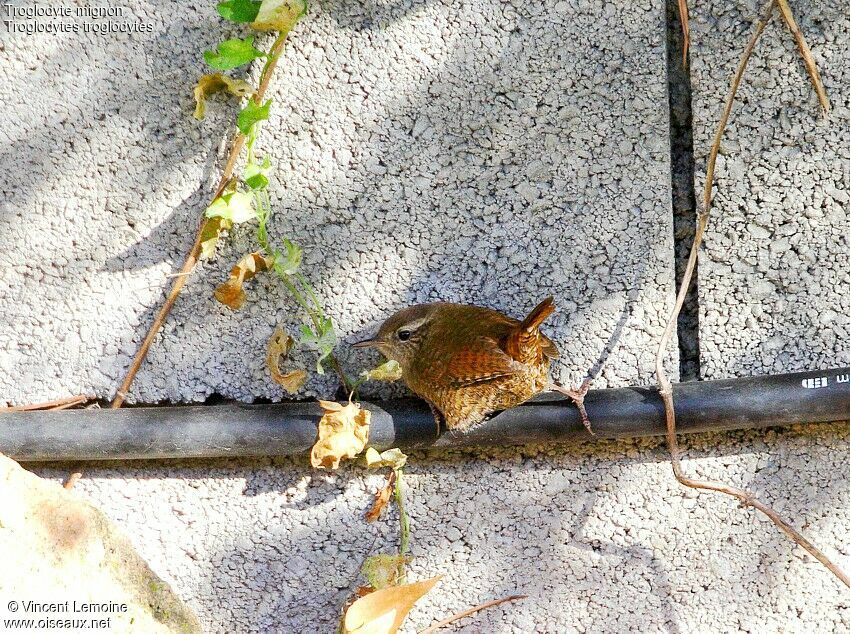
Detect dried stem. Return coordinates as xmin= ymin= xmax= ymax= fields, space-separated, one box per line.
xmin=678 ymin=0 xmax=690 ymax=65
xmin=418 ymin=594 xmax=527 ymax=634
xmin=776 ymin=0 xmax=830 ymax=114
xmin=1 ymin=394 xmax=91 ymax=412
xmin=111 ymin=31 xmax=295 ymax=410
xmin=655 ymin=0 xmax=850 ymax=590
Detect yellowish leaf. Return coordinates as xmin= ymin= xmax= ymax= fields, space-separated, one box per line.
xmin=214 ymin=252 xmax=272 ymax=310
xmin=360 ymin=553 xmax=411 ymax=590
xmin=311 ymin=401 xmax=370 ymax=470
xmin=193 ymin=73 xmax=254 ymax=120
xmin=364 ymin=360 xmax=402 ymax=383
xmin=252 ymin=0 xmax=306 ymax=32
xmin=365 ymin=447 xmax=407 ymax=470
xmin=266 ymin=326 xmax=307 ymax=393
xmin=365 ymin=471 xmax=395 ymax=523
xmin=343 ymin=576 xmax=441 ymax=634
xmin=199 ymin=216 xmax=233 ymax=261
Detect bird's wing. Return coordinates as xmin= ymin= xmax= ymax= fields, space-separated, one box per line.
xmin=541 ymin=335 xmax=560 ymax=359
xmin=444 ymin=339 xmax=525 ymax=387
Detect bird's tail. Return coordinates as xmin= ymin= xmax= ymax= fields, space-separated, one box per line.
xmin=519 ymin=296 xmax=555 ymax=333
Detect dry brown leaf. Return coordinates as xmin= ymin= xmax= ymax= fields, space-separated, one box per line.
xmin=310 ymin=401 xmax=371 ymax=470
xmin=199 ymin=216 xmax=233 ymax=260
xmin=252 ymin=0 xmax=306 ymax=32
xmin=193 ymin=73 xmax=255 ymax=120
xmin=365 ymin=471 xmax=396 ymax=523
xmin=342 ymin=576 xmax=440 ymax=634
xmin=266 ymin=326 xmax=307 ymax=393
xmin=214 ymin=252 xmax=272 ymax=309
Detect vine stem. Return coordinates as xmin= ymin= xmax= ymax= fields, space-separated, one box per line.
xmin=394 ymin=467 xmax=411 ymax=583
xmin=111 ymin=30 xmax=293 ymax=410
xmin=654 ymin=0 xmax=850 ymax=590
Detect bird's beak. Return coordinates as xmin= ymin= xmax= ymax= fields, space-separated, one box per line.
xmin=352 ymin=338 xmax=379 ymax=349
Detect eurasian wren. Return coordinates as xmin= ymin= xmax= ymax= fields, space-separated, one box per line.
xmin=354 ymin=297 xmax=591 ymax=432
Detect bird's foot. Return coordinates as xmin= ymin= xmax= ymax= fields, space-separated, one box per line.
xmin=550 ymin=378 xmax=594 ymax=435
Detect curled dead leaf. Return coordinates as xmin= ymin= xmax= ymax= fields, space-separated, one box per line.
xmin=199 ymin=216 xmax=233 ymax=261
xmin=311 ymin=401 xmax=371 ymax=470
xmin=343 ymin=576 xmax=440 ymax=634
xmin=193 ymin=73 xmax=254 ymax=120
xmin=252 ymin=0 xmax=307 ymax=32
xmin=266 ymin=326 xmax=307 ymax=393
xmin=361 ymin=553 xmax=411 ymax=590
xmin=214 ymin=252 xmax=272 ymax=310
xmin=365 ymin=447 xmax=407 ymax=471
xmin=365 ymin=471 xmax=396 ymax=523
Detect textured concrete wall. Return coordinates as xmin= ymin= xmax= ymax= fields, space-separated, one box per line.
xmin=3 ymin=0 xmax=850 ymax=632
xmin=690 ymin=0 xmax=850 ymax=379
xmin=0 ymin=0 xmax=675 ymax=406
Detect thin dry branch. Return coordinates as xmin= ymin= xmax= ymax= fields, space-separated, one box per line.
xmin=1 ymin=394 xmax=91 ymax=412
xmin=654 ymin=0 xmax=850 ymax=591
xmin=418 ymin=594 xmax=527 ymax=634
xmin=678 ymin=0 xmax=690 ymax=65
xmin=776 ymin=0 xmax=830 ymax=114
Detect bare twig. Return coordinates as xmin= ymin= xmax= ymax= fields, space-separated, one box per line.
xmin=776 ymin=0 xmax=830 ymax=114
xmin=418 ymin=594 xmax=527 ymax=634
xmin=655 ymin=0 xmax=850 ymax=591
xmin=1 ymin=394 xmax=91 ymax=412
xmin=678 ymin=0 xmax=690 ymax=65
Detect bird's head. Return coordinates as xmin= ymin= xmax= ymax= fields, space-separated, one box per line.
xmin=352 ymin=303 xmax=438 ymax=369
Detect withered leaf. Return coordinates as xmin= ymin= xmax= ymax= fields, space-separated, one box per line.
xmin=193 ymin=73 xmax=254 ymax=120
xmin=342 ymin=576 xmax=441 ymax=634
xmin=365 ymin=447 xmax=407 ymax=471
xmin=214 ymin=252 xmax=272 ymax=309
xmin=252 ymin=0 xmax=307 ymax=32
xmin=365 ymin=471 xmax=396 ymax=524
xmin=363 ymin=360 xmax=402 ymax=383
xmin=360 ymin=553 xmax=411 ymax=590
xmin=310 ymin=401 xmax=370 ymax=470
xmin=199 ymin=216 xmax=233 ymax=261
xmin=266 ymin=326 xmax=307 ymax=393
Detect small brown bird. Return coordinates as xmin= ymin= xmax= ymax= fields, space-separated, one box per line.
xmin=354 ymin=297 xmax=591 ymax=432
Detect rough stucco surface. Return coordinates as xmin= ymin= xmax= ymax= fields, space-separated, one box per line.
xmin=4 ymin=0 xmax=850 ymax=633
xmin=34 ymin=423 xmax=850 ymax=633
xmin=0 ymin=0 xmax=675 ymax=405
xmin=690 ymin=0 xmax=850 ymax=378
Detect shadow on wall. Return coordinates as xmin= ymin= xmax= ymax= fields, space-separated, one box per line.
xmin=123 ymin=0 xmax=672 ymax=402
xmin=1 ymin=0 xmax=674 ymax=403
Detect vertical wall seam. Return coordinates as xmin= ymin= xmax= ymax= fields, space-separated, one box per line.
xmin=665 ymin=0 xmax=701 ymax=381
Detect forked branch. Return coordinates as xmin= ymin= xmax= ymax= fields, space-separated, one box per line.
xmin=655 ymin=0 xmax=850 ymax=590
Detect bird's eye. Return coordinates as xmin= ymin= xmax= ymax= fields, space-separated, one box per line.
xmin=397 ymin=329 xmax=412 ymax=342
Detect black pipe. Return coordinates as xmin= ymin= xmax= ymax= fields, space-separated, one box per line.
xmin=2 ymin=367 xmax=848 ymax=462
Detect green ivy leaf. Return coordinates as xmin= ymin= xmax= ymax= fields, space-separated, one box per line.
xmin=205 ymin=191 xmax=256 ymax=224
xmin=273 ymin=239 xmax=302 ymax=275
xmin=300 ymin=316 xmax=336 ymax=374
xmin=217 ymin=0 xmax=262 ymax=22
xmin=244 ymin=156 xmax=272 ymax=190
xmin=204 ymin=37 xmax=266 ymax=70
xmin=237 ymin=99 xmax=272 ymax=135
